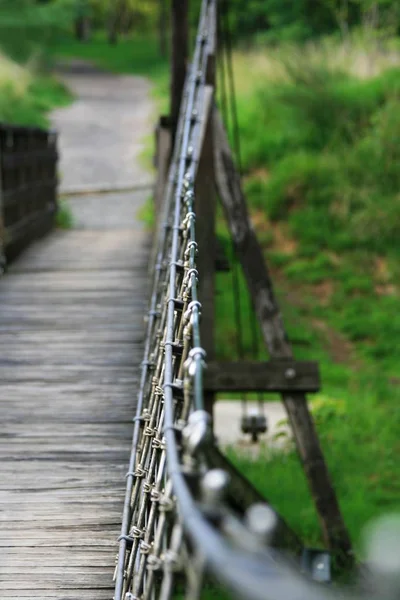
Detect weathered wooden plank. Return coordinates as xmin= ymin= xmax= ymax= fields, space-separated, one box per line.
xmin=0 ymin=579 xmax=114 ymax=590
xmin=1 ymin=593 xmax=112 ymax=599
xmin=0 ymin=188 xmax=148 ymax=597
xmin=204 ymin=360 xmax=320 ymax=392
xmin=195 ymin=86 xmax=216 ymax=416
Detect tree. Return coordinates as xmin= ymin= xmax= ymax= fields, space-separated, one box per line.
xmin=75 ymin=0 xmax=91 ymax=41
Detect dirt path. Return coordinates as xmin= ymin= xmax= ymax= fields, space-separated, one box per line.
xmin=52 ymin=60 xmax=154 ymax=194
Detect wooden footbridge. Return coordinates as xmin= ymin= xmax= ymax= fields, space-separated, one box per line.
xmin=0 ymin=2 xmax=396 ymax=599
xmin=0 ymin=121 xmax=149 ymax=598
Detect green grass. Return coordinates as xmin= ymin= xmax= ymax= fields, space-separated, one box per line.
xmin=0 ymin=72 xmax=72 ymax=128
xmin=228 ymin=375 xmax=400 ymax=554
xmin=56 ymin=200 xmax=74 ymax=230
xmin=235 ymin=63 xmax=400 ymax=374
xmin=137 ymin=195 xmax=156 ymax=230
xmin=215 ymin=44 xmax=400 ymax=561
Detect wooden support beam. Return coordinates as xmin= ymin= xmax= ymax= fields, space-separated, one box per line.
xmin=215 ymin=238 xmax=230 ymax=271
xmin=195 ymin=96 xmax=216 ymax=416
xmin=207 ymin=446 xmax=304 ymax=554
xmin=213 ymin=107 xmax=353 ymax=569
xmin=204 ymin=360 xmax=320 ymax=393
xmin=170 ymin=0 xmax=188 ymax=142
xmin=153 ymin=115 xmax=171 ymax=221
xmin=205 ymin=0 xmax=217 ymax=85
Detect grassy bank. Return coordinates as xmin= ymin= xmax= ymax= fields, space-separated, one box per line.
xmin=220 ymin=38 xmax=400 ymax=554
xmin=0 ymin=53 xmax=71 ymax=127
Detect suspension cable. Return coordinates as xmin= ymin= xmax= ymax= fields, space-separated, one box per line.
xmin=220 ymin=0 xmax=266 ymax=424
xmin=217 ymin=4 xmax=249 ymax=418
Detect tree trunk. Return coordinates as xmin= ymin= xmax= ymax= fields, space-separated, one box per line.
xmin=75 ymin=16 xmax=91 ymax=42
xmin=108 ymin=0 xmax=127 ymax=45
xmin=108 ymin=19 xmax=118 ymax=45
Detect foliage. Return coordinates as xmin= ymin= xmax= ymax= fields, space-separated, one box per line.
xmin=52 ymin=31 xmax=168 ymax=81
xmin=230 ymin=50 xmax=400 ymax=372
xmin=228 ymin=377 xmax=400 ymax=552
xmin=190 ymin=0 xmax=400 ymax=42
xmin=87 ymin=0 xmax=159 ymax=32
xmin=0 ymin=0 xmax=78 ymax=63
xmin=213 ymin=41 xmax=400 ymax=554
xmin=56 ymin=199 xmax=74 ymax=229
xmin=137 ymin=195 xmax=156 ymax=230
xmin=0 ymin=63 xmax=71 ymax=126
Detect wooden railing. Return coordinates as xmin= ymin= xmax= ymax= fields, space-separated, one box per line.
xmin=0 ymin=123 xmax=58 ymax=263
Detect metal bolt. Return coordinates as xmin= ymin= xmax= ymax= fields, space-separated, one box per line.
xmin=285 ymin=367 xmax=296 ymax=380
xmin=245 ymin=503 xmax=277 ymax=545
xmin=182 ymin=410 xmax=211 ymax=455
xmin=201 ymin=469 xmax=230 ymax=506
xmin=184 ymin=190 xmax=194 ymax=205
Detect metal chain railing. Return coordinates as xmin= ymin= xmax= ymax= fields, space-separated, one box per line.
xmin=114 ymin=3 xmax=214 ymax=598
xmin=113 ymin=1 xmax=400 ymax=599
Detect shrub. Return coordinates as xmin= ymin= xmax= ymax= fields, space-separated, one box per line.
xmin=351 ymin=98 xmax=400 ymax=194
xmin=0 ymin=73 xmax=71 ymax=127
xmin=263 ymin=151 xmax=340 ymax=220
xmin=0 ymin=0 xmax=77 ymax=64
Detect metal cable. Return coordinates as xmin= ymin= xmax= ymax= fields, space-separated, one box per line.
xmin=220 ymin=2 xmax=266 ymax=420
xmin=217 ymin=4 xmax=249 ymax=420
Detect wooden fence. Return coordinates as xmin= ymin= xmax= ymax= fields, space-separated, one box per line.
xmin=0 ymin=123 xmax=58 ymax=263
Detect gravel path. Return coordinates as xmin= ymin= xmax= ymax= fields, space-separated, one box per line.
xmin=51 ymin=60 xmax=154 ymax=194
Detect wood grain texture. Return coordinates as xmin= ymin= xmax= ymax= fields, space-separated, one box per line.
xmin=0 ymin=191 xmax=149 ymax=597
xmin=204 ymin=360 xmax=320 ymax=393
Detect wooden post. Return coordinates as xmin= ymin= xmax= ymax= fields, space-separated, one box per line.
xmin=153 ymin=116 xmax=171 ymax=224
xmin=170 ymin=0 xmax=189 ymax=143
xmin=193 ymin=1 xmax=217 ymax=417
xmin=75 ymin=0 xmax=91 ymax=42
xmin=108 ymin=0 xmax=127 ymax=45
xmin=213 ymin=108 xmax=353 ymax=569
xmin=149 ymin=116 xmax=171 ymax=275
xmin=195 ymin=90 xmax=215 ymax=417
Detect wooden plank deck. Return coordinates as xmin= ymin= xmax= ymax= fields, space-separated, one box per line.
xmin=0 ymin=191 xmax=149 ymax=599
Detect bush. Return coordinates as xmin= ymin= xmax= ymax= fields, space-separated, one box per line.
xmin=0 ymin=73 xmax=71 ymax=127
xmin=352 ymin=98 xmax=400 ymax=193
xmin=240 ymin=61 xmax=400 ymax=257
xmin=240 ymin=63 xmax=400 ymax=167
xmin=263 ymin=151 xmax=341 ymax=220
xmin=0 ymin=0 xmax=77 ymax=64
